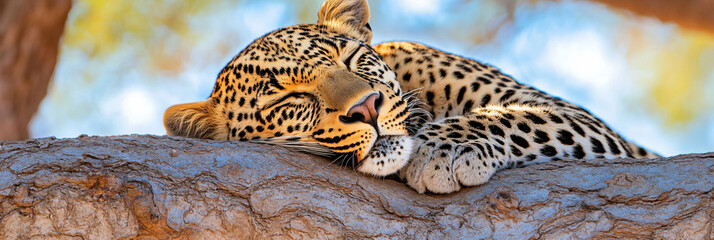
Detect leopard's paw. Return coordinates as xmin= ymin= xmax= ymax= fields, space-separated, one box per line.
xmin=399 ymin=138 xmax=496 ymax=194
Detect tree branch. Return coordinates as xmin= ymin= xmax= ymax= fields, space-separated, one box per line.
xmin=590 ymin=0 xmax=714 ymax=34
xmin=0 ymin=135 xmax=711 ymax=239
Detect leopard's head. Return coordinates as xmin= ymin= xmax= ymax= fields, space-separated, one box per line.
xmin=163 ymin=0 xmax=429 ymax=176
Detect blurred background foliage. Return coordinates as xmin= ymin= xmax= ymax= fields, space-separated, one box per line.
xmin=31 ymin=0 xmax=714 ymax=156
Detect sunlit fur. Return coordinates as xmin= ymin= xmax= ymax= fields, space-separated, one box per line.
xmin=165 ymin=0 xmax=661 ymax=193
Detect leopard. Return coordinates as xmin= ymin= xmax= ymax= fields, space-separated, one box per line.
xmin=163 ymin=0 xmax=659 ymax=194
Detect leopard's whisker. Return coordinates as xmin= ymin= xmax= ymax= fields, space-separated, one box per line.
xmin=250 ymin=135 xmax=335 ymax=157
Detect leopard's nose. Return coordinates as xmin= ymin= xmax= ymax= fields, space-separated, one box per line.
xmin=339 ymin=92 xmax=383 ymax=130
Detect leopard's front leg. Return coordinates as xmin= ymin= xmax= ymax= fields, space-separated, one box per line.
xmin=400 ymin=127 xmax=498 ymax=193
xmin=400 ymin=106 xmax=570 ymax=194
xmin=399 ymin=116 xmax=504 ymax=193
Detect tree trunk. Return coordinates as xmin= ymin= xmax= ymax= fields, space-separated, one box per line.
xmin=0 ymin=135 xmax=711 ymax=239
xmin=0 ymin=0 xmax=72 ymax=140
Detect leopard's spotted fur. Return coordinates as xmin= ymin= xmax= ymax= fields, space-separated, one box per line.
xmin=164 ymin=0 xmax=659 ymax=193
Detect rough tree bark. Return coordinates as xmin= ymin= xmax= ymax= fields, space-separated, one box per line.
xmin=0 ymin=135 xmax=711 ymax=239
xmin=0 ymin=0 xmax=72 ymax=141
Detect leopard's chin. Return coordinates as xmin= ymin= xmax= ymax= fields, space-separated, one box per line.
xmin=357 ymin=135 xmax=414 ymax=176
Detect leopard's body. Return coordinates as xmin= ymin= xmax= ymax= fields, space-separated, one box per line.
xmin=164 ymin=0 xmax=659 ymax=193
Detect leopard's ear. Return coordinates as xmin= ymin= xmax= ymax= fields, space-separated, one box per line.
xmin=163 ymin=99 xmax=226 ymax=140
xmin=317 ymin=0 xmax=372 ymax=44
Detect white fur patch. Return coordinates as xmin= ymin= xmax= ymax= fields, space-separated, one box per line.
xmin=357 ymin=135 xmax=413 ymax=176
